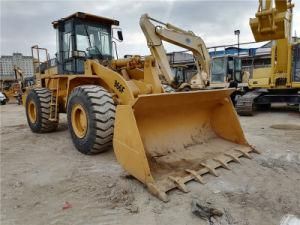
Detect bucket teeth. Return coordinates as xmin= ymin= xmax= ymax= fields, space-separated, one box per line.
xmin=213 ymin=158 xmax=230 ymax=170
xmin=168 ymin=176 xmax=189 ymax=193
xmin=200 ymin=163 xmax=219 ymax=177
xmin=224 ymin=153 xmax=241 ymax=164
xmin=185 ymin=169 xmax=205 ymax=184
xmin=147 ymin=183 xmax=169 ymax=202
xmin=234 ymin=148 xmax=252 ymax=159
xmin=250 ymin=145 xmax=261 ymax=154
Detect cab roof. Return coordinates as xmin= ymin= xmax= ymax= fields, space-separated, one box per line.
xmin=52 ymin=12 xmax=119 ymax=28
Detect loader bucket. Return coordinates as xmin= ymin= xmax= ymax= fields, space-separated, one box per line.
xmin=113 ymin=89 xmax=259 ymax=202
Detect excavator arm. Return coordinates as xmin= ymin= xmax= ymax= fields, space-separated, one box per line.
xmin=13 ymin=66 xmax=24 ymax=81
xmin=140 ymin=14 xmax=210 ymax=88
xmin=249 ymin=0 xmax=295 ymax=87
xmin=250 ymin=0 xmax=294 ymax=42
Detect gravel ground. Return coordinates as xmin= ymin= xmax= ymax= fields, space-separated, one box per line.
xmin=1 ymin=104 xmax=300 ymax=225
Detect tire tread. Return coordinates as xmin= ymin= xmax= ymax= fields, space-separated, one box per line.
xmin=67 ymin=85 xmax=115 ymax=154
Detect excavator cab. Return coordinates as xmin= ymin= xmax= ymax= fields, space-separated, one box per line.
xmin=170 ymin=65 xmax=201 ymax=90
xmin=171 ymin=65 xmax=186 ymax=84
xmin=211 ymin=55 xmax=243 ymax=86
xmin=52 ymin=12 xmax=120 ymax=74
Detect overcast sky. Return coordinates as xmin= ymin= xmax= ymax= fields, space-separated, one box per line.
xmin=1 ymin=0 xmax=300 ymax=58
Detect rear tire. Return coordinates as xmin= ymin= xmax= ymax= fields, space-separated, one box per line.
xmin=67 ymin=85 xmax=115 ymax=155
xmin=25 ymin=88 xmax=58 ymax=133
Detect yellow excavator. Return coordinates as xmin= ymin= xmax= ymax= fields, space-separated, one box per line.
xmin=236 ymin=0 xmax=300 ymax=115
xmin=140 ymin=14 xmax=210 ymax=91
xmin=24 ymin=12 xmax=258 ymax=201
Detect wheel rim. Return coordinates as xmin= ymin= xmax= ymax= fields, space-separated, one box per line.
xmin=71 ymin=104 xmax=88 ymax=138
xmin=28 ymin=100 xmax=37 ymax=123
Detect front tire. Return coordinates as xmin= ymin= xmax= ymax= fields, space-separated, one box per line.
xmin=67 ymin=85 xmax=115 ymax=155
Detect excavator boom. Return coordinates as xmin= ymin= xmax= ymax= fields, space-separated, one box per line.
xmin=140 ymin=14 xmax=210 ymax=88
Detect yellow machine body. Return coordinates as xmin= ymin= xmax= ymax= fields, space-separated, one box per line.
xmin=26 ymin=53 xmax=257 ymax=201
xmin=1 ymin=66 xmax=24 ymax=104
xmin=249 ymin=0 xmax=300 ymax=89
xmin=2 ymin=82 xmax=22 ymax=103
xmin=25 ymin=12 xmax=258 ymax=201
xmin=236 ymin=0 xmax=299 ymax=116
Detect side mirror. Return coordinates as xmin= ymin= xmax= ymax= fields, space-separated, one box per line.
xmin=117 ymin=30 xmax=123 ymax=41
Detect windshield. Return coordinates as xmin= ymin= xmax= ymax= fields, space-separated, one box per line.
xmin=170 ymin=67 xmax=177 ymax=78
xmin=171 ymin=67 xmax=185 ymax=84
xmin=293 ymin=43 xmax=300 ymax=82
xmin=75 ymin=23 xmax=112 ymax=59
xmin=211 ymin=58 xmax=226 ymax=82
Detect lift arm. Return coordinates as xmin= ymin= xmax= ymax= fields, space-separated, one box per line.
xmin=140 ymin=14 xmax=210 ymax=88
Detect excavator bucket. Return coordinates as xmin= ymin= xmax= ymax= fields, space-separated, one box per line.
xmin=113 ymin=89 xmax=259 ymax=202
xmin=250 ymin=13 xmax=288 ymax=42
xmin=249 ymin=0 xmax=294 ymax=42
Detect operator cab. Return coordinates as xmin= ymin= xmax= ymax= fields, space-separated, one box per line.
xmin=170 ymin=65 xmax=198 ymax=86
xmin=171 ymin=66 xmax=187 ymax=85
xmin=52 ymin=12 xmax=121 ymax=74
xmin=211 ymin=55 xmax=243 ymax=86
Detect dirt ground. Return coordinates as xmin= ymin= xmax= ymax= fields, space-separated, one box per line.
xmin=1 ymin=104 xmax=300 ymax=225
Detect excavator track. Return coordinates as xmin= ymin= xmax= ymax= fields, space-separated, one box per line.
xmin=236 ymin=91 xmax=262 ymax=116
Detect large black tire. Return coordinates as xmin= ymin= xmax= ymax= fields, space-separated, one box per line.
xmin=67 ymin=85 xmax=115 ymax=155
xmin=25 ymin=88 xmax=58 ymax=133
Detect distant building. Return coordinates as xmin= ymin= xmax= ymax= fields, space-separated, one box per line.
xmin=167 ymin=44 xmax=272 ymax=79
xmin=0 ymin=53 xmax=34 ymax=80
xmin=167 ymin=52 xmax=194 ymax=65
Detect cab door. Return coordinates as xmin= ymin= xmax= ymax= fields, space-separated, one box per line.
xmin=292 ymin=43 xmax=300 ymax=83
xmin=234 ymin=57 xmax=243 ymax=83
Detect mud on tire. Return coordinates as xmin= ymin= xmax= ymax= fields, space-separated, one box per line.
xmin=25 ymin=88 xmax=58 ymax=133
xmin=67 ymin=85 xmax=115 ymax=155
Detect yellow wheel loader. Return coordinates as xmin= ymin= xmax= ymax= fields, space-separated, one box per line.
xmin=236 ymin=0 xmax=300 ymax=115
xmin=24 ymin=12 xmax=259 ymax=202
